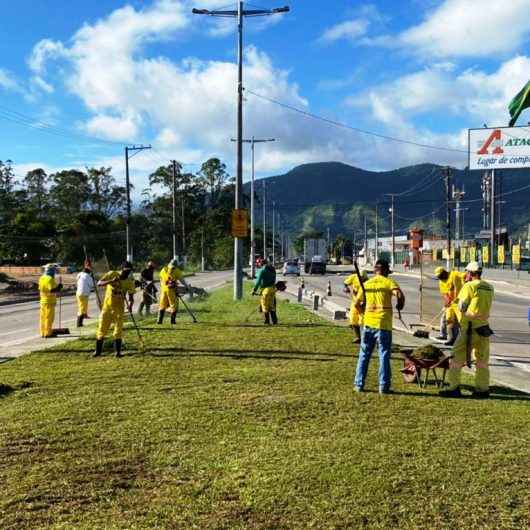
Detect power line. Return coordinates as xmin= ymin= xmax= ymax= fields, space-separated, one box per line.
xmin=0 ymin=106 xmax=126 ymax=147
xmin=246 ymin=89 xmax=468 ymax=154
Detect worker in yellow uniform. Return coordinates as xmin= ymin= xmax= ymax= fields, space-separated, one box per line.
xmin=440 ymin=261 xmax=494 ymax=398
xmin=434 ymin=266 xmax=465 ymax=345
xmin=354 ymin=259 xmax=405 ymax=394
xmin=39 ymin=263 xmax=63 ymax=338
xmin=94 ymin=261 xmax=136 ymax=358
xmin=157 ymin=258 xmax=189 ymax=325
xmin=252 ymin=258 xmax=278 ymax=325
xmin=343 ymin=268 xmax=368 ymax=343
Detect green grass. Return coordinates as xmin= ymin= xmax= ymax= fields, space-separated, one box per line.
xmin=1 ymin=284 xmax=530 ymax=529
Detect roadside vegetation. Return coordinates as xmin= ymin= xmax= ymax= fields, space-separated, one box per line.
xmin=1 ymin=284 xmax=529 ymax=529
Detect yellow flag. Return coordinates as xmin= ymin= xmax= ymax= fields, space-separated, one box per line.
xmin=469 ymin=246 xmax=477 ymax=262
xmin=498 ymin=245 xmax=505 ymax=264
xmin=482 ymin=245 xmax=489 ymax=265
xmin=513 ymin=244 xmax=521 ymax=265
xmin=460 ymin=247 xmax=467 ymax=263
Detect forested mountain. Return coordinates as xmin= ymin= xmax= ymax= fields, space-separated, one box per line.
xmin=248 ymin=162 xmax=530 ymax=239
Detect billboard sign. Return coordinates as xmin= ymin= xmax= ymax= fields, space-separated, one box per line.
xmin=469 ymin=126 xmax=530 ymax=170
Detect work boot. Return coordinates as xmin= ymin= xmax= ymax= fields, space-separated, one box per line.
xmin=472 ymin=390 xmax=490 ymax=399
xmin=157 ymin=310 xmax=165 ymax=325
xmin=270 ymin=311 xmax=278 ymax=325
xmin=170 ymin=311 xmax=177 ymax=325
xmin=115 ymin=338 xmax=123 ymax=358
xmin=138 ymin=303 xmax=145 ymax=316
xmin=444 ymin=338 xmax=456 ymax=346
xmin=352 ymin=325 xmax=361 ymax=344
xmin=439 ymin=388 xmax=462 ymax=398
xmin=435 ymin=334 xmax=447 ymax=341
xmin=76 ymin=315 xmax=84 ymax=328
xmin=264 ymin=312 xmax=271 ymax=325
xmin=93 ymin=339 xmax=104 ymax=357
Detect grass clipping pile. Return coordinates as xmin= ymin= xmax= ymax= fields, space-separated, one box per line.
xmin=410 ymin=344 xmax=444 ymax=361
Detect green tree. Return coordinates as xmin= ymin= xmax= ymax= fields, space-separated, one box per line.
xmin=197 ymin=158 xmax=232 ymax=206
xmin=86 ymin=166 xmax=127 ymax=217
xmin=24 ymin=168 xmax=48 ymax=211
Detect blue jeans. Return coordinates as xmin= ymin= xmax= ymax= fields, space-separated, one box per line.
xmin=354 ymin=327 xmax=392 ymax=391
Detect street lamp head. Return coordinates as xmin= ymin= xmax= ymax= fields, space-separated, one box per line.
xmin=272 ymin=6 xmax=290 ymax=13
xmin=192 ymin=8 xmax=210 ymax=14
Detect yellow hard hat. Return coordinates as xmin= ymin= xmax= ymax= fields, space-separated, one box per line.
xmin=434 ymin=266 xmax=446 ymax=277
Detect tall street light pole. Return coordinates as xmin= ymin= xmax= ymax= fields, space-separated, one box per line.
xmin=232 ymin=136 xmax=276 ymax=278
xmin=193 ymin=2 xmax=289 ymax=300
xmin=124 ymin=144 xmax=151 ymax=262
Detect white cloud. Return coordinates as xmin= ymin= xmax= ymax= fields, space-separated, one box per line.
xmin=320 ymin=19 xmax=369 ymax=43
xmin=0 ymin=68 xmax=21 ymax=93
xmin=26 ymin=0 xmax=476 ymax=183
xmin=350 ymin=56 xmax=530 ymax=128
xmin=83 ymin=113 xmax=142 ymax=141
xmin=397 ymin=0 xmax=530 ymax=57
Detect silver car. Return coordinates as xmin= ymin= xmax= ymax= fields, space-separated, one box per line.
xmin=282 ymin=260 xmax=300 ymax=276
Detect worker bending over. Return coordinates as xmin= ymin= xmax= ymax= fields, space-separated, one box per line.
xmin=39 ymin=263 xmax=63 ymax=338
xmin=252 ymin=258 xmax=278 ymax=325
xmin=138 ymin=261 xmax=157 ymax=316
xmin=440 ymin=261 xmax=494 ymax=398
xmin=94 ymin=261 xmax=136 ymax=358
xmin=158 ymin=259 xmax=189 ymax=325
xmin=354 ymin=259 xmax=405 ymax=394
xmin=434 ymin=266 xmax=465 ymax=345
xmin=344 ymin=268 xmax=368 ymax=343
xmin=76 ymin=262 xmax=95 ymax=327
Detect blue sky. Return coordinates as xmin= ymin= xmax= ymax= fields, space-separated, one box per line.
xmin=2 ymin=0 xmax=530 ymax=190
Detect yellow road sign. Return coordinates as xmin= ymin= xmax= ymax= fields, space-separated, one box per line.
xmin=231 ymin=208 xmax=249 ymax=237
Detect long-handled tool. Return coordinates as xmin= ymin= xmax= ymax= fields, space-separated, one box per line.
xmin=175 ymin=290 xmax=198 ymax=323
xmin=83 ymin=245 xmax=102 ymax=310
xmin=465 ymin=322 xmax=473 ymax=368
xmin=54 ymin=272 xmax=70 ymax=335
xmin=102 ymin=250 xmax=146 ymax=353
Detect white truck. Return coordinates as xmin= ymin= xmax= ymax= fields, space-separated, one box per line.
xmin=303 ymin=238 xmax=328 ymax=274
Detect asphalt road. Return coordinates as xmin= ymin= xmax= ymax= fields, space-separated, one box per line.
xmin=0 ymin=270 xmax=232 ymax=362
xmin=295 ymin=268 xmax=530 ymax=391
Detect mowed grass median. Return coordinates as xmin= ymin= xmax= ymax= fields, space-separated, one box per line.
xmin=1 ymin=285 xmax=530 ymax=529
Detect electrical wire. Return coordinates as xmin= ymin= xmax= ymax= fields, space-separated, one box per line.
xmin=246 ymin=89 xmax=468 ymax=154
xmin=0 ymin=106 xmax=127 ymax=147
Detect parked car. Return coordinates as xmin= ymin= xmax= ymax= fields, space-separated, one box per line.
xmin=305 ymin=255 xmax=326 ymax=274
xmin=282 ymin=260 xmax=300 ymax=276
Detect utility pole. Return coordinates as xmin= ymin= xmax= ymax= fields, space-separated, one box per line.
xmin=232 ymin=136 xmax=275 ymax=277
xmin=262 ymin=179 xmax=266 ymax=260
xmin=171 ymin=160 xmax=179 ymax=260
xmin=201 ymin=228 xmax=205 ymax=272
xmin=491 ymin=169 xmax=496 ymax=263
xmin=452 ymin=185 xmax=465 ymax=248
xmin=363 ymin=215 xmax=368 ymax=264
xmin=193 ymin=2 xmax=289 ymax=301
xmin=272 ymin=201 xmax=276 ymax=265
xmin=443 ymin=166 xmax=452 ymax=268
xmin=124 ymin=144 xmax=151 ymax=262
xmin=390 ymin=195 xmax=395 ymax=269
xmin=327 ymin=227 xmax=331 ymax=257
xmin=375 ymin=203 xmax=379 ymax=262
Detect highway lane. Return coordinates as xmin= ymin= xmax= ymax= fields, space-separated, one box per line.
xmin=0 ymin=270 xmax=231 ymax=361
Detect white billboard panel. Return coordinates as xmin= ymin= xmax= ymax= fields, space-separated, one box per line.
xmin=468 ymin=126 xmax=530 ymax=170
